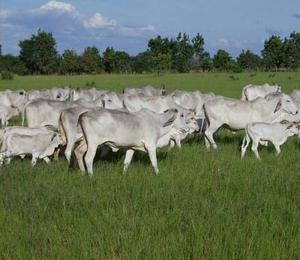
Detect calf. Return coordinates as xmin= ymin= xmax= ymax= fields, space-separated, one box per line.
xmin=241 ymin=121 xmax=300 ymax=159
xmin=0 ymin=132 xmax=62 ymax=167
xmin=0 ymin=105 xmax=19 ymax=127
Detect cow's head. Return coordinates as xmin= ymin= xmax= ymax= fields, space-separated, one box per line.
xmin=274 ymin=94 xmax=298 ymax=115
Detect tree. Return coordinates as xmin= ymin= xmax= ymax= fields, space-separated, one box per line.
xmin=81 ymin=46 xmax=102 ymax=73
xmin=103 ymin=47 xmax=116 ymax=73
xmin=261 ymin=35 xmax=283 ymax=70
xmin=191 ymin=33 xmax=206 ymax=71
xmin=153 ymin=53 xmax=171 ymax=75
xmin=282 ymin=32 xmax=300 ymax=69
xmin=132 ymin=51 xmax=154 ymax=73
xmin=59 ymin=50 xmax=81 ymax=74
xmin=19 ymin=29 xmax=59 ymax=74
xmin=0 ymin=55 xmax=28 ymax=75
xmin=172 ymin=32 xmax=194 ymax=72
xmin=213 ymin=49 xmax=232 ymax=71
xmin=114 ymin=51 xmax=131 ymax=73
xmin=237 ymin=50 xmax=261 ymax=71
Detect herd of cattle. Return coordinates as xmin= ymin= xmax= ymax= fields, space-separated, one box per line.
xmin=0 ymin=83 xmax=300 ymax=175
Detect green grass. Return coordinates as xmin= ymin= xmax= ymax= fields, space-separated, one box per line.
xmin=0 ymin=73 xmax=300 ymax=259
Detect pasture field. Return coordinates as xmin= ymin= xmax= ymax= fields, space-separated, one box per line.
xmin=0 ymin=72 xmax=300 ymax=259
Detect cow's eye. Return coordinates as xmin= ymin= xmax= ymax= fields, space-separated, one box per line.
xmin=287 ymin=100 xmax=291 ymax=102
xmin=180 ymin=114 xmax=184 ymax=118
xmin=108 ymin=99 xmax=112 ymax=102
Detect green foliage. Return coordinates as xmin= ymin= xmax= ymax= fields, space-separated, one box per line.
xmin=103 ymin=47 xmax=116 ymax=73
xmin=80 ymin=46 xmax=102 ymax=74
xmin=0 ymin=55 xmax=28 ymax=75
xmin=131 ymin=51 xmax=154 ymax=73
xmin=19 ymin=29 xmax=59 ymax=74
xmin=262 ymin=35 xmax=284 ymax=70
xmin=237 ymin=50 xmax=261 ymax=71
xmin=153 ymin=53 xmax=171 ymax=75
xmin=1 ymin=70 xmax=14 ymax=80
xmin=213 ymin=49 xmax=232 ymax=71
xmin=59 ymin=49 xmax=81 ymax=74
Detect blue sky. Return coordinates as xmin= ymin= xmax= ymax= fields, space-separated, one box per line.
xmin=1 ymin=0 xmax=300 ymax=57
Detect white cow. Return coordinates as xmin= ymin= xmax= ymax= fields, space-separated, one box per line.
xmin=0 ymin=89 xmax=27 ymax=111
xmin=123 ymin=85 xmax=166 ymax=96
xmin=24 ymin=98 xmax=103 ymax=128
xmin=241 ymin=121 xmax=300 ymax=159
xmin=0 ymin=105 xmax=19 ymax=127
xmin=290 ymin=89 xmax=300 ymax=102
xmin=204 ymin=93 xmax=298 ymax=149
xmin=241 ymin=83 xmax=281 ymax=101
xmin=27 ymin=87 xmax=71 ymax=101
xmin=70 ymin=88 xmax=108 ymax=101
xmin=0 ymin=132 xmax=61 ymax=166
xmin=100 ymin=91 xmax=124 ymax=109
xmin=170 ymin=90 xmax=215 ymax=118
xmin=74 ymin=108 xmax=189 ymax=175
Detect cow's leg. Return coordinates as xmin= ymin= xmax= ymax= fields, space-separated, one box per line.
xmin=251 ymin=140 xmax=260 ymax=160
xmin=204 ymin=122 xmax=221 ymax=150
xmin=123 ymin=149 xmax=135 ymax=173
xmin=65 ymin=136 xmax=77 ymax=164
xmin=84 ymin=143 xmax=98 ymax=176
xmin=20 ymin=155 xmax=25 ymax=159
xmin=53 ymin=148 xmax=60 ymax=161
xmin=241 ymin=134 xmax=251 ymax=158
xmin=5 ymin=157 xmax=12 ymax=165
xmin=274 ymin=143 xmax=281 ymax=156
xmin=74 ymin=140 xmax=87 ymax=172
xmin=168 ymin=140 xmax=176 ymax=150
xmin=31 ymin=155 xmax=38 ymax=167
xmin=43 ymin=157 xmax=51 ymax=164
xmin=146 ymin=145 xmax=159 ymax=175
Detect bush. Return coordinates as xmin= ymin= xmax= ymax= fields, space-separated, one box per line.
xmin=1 ymin=71 xmax=14 ymax=80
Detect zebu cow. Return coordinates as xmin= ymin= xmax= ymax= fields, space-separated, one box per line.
xmin=124 ymin=94 xmax=199 ymax=143
xmin=0 ymin=89 xmax=27 ymax=111
xmin=0 ymin=125 xmax=58 ymax=163
xmin=0 ymin=105 xmax=19 ymax=127
xmin=241 ymin=121 xmax=300 ymax=159
xmin=123 ymin=85 xmax=166 ymax=96
xmin=170 ymin=90 xmax=215 ymax=132
xmin=290 ymin=90 xmax=300 ymax=102
xmin=204 ymin=93 xmax=298 ymax=149
xmin=0 ymin=131 xmax=61 ymax=167
xmin=241 ymin=83 xmax=281 ymax=101
xmin=74 ymin=108 xmax=188 ymax=175
xmin=24 ymin=98 xmax=103 ymax=128
xmin=27 ymin=87 xmax=71 ymax=101
xmin=70 ymin=88 xmax=108 ymax=101
xmin=100 ymin=91 xmax=124 ymax=109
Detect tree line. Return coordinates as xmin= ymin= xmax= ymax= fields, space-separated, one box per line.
xmin=0 ymin=29 xmax=299 ymax=75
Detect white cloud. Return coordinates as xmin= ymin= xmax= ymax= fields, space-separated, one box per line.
xmin=39 ymin=1 xmax=76 ymax=14
xmin=84 ymin=13 xmax=117 ymax=28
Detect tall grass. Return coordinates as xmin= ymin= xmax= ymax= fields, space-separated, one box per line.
xmin=0 ymin=73 xmax=299 ymax=258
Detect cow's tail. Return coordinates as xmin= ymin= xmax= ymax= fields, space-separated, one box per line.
xmin=241 ymin=85 xmax=248 ymax=101
xmin=202 ymin=104 xmax=210 ymax=129
xmin=21 ymin=105 xmax=26 ymax=126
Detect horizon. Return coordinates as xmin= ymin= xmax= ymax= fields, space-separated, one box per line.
xmin=1 ymin=0 xmax=300 ymax=57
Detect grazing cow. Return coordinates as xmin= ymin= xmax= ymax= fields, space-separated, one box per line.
xmin=74 ymin=108 xmax=188 ymax=175
xmin=0 ymin=132 xmax=61 ymax=166
xmin=123 ymin=85 xmax=166 ymax=96
xmin=241 ymin=83 xmax=281 ymax=101
xmin=241 ymin=121 xmax=300 ymax=159
xmin=204 ymin=93 xmax=298 ymax=149
xmin=0 ymin=105 xmax=19 ymax=127
xmin=100 ymin=91 xmax=124 ymax=109
xmin=0 ymin=89 xmax=27 ymax=111
xmin=70 ymin=88 xmax=108 ymax=101
xmin=27 ymin=87 xmax=71 ymax=101
xmin=24 ymin=98 xmax=103 ymax=128
xmin=290 ymin=89 xmax=300 ymax=102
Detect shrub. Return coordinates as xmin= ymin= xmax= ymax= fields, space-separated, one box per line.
xmin=1 ymin=71 xmax=14 ymax=80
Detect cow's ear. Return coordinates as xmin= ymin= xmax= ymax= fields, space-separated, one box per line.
xmin=274 ymin=101 xmax=282 ymax=113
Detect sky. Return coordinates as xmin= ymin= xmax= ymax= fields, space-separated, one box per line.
xmin=0 ymin=0 xmax=300 ymax=57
